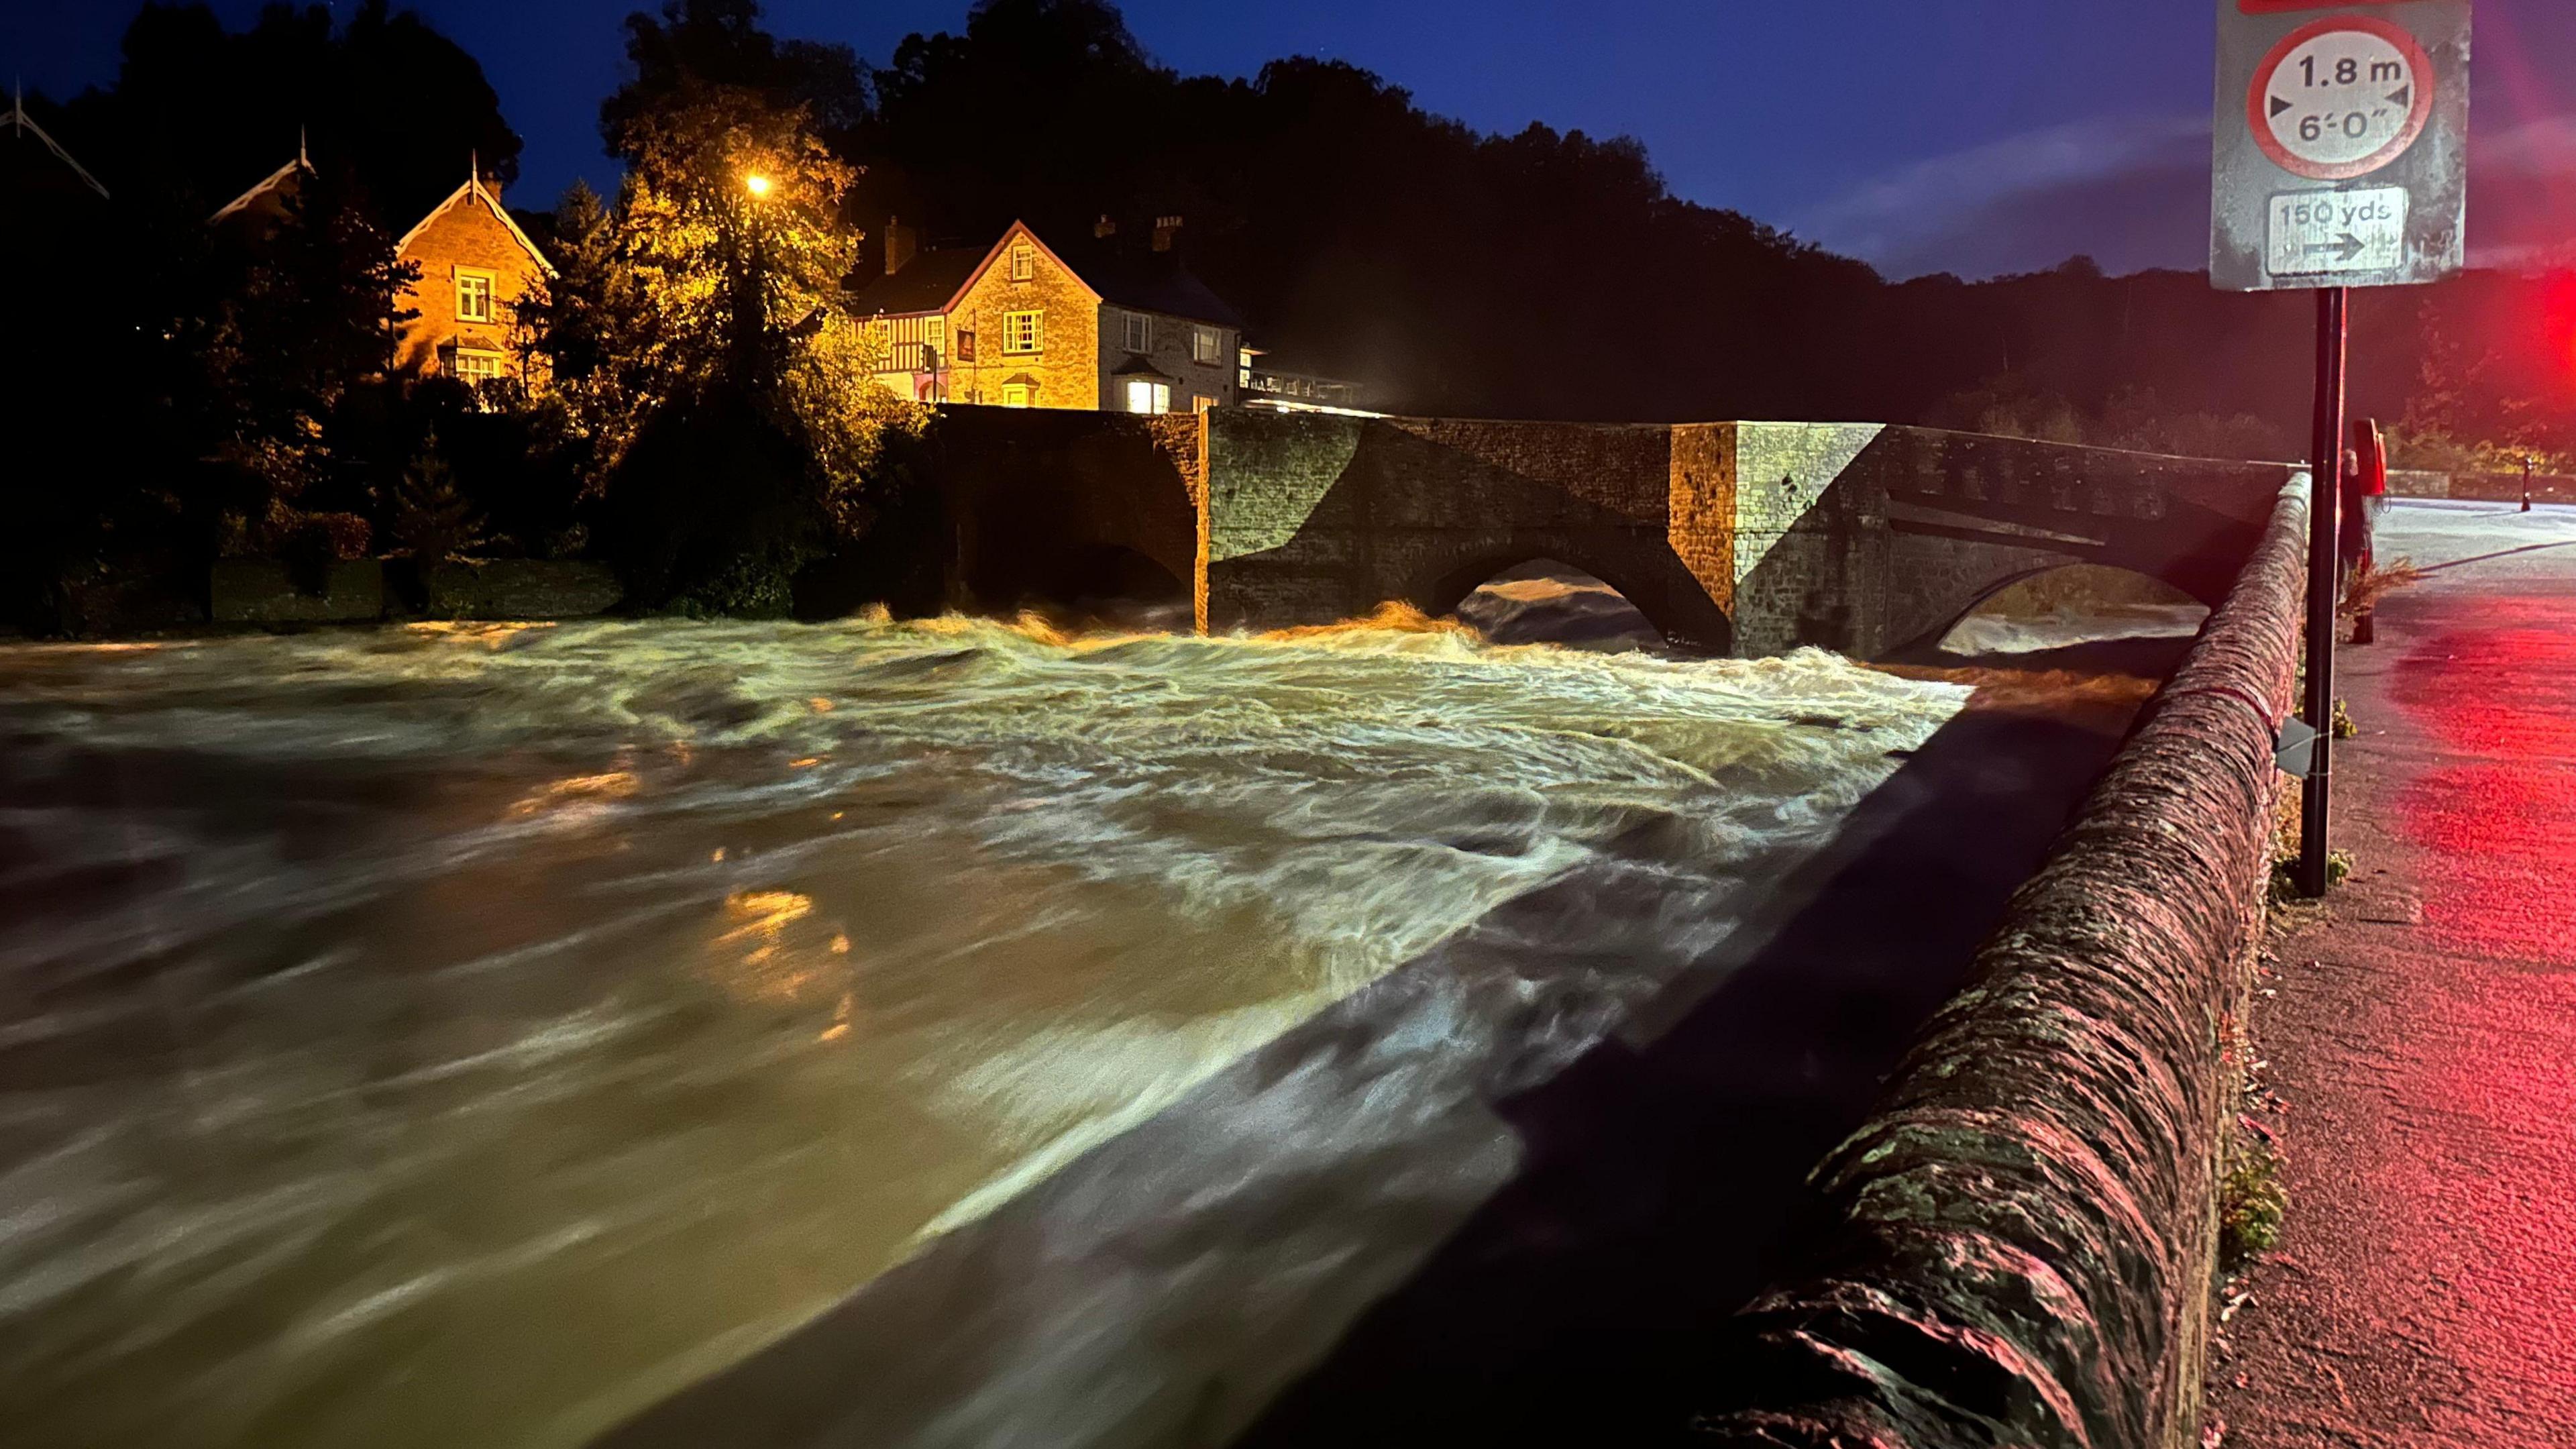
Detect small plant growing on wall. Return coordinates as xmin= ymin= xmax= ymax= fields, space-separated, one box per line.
xmin=2220 ymin=1137 xmax=2289 ymax=1269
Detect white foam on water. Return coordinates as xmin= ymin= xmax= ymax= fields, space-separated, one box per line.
xmin=1940 ymin=604 xmax=2210 ymax=656
xmin=0 ymin=616 xmax=1967 ymax=1448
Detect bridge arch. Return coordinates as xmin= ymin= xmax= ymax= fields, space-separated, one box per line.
xmin=1436 ymin=557 xmax=1670 ymax=650
xmin=1909 ymin=561 xmax=2212 ymax=659
xmin=1415 ymin=538 xmax=1733 ymax=654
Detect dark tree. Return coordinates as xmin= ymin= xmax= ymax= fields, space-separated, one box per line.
xmin=62 ymin=1 xmax=522 ymax=225
xmin=601 ymin=0 xmax=871 ymax=162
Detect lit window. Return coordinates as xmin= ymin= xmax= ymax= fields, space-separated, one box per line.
xmin=1124 ymin=379 xmax=1171 ymax=415
xmin=1192 ymin=326 xmax=1222 ymax=364
xmin=925 ymin=317 xmax=945 ymax=347
xmin=454 ymin=268 xmax=496 ymax=324
xmin=1009 ymin=244 xmax=1035 ymax=282
xmin=1002 ymin=382 xmax=1032 ymax=408
xmin=1124 ymin=312 xmax=1152 ymax=354
xmin=1002 ymin=311 xmax=1043 ymax=354
xmin=452 ymin=350 xmax=504 ymax=384
xmin=1193 ymin=394 xmax=1217 ymax=414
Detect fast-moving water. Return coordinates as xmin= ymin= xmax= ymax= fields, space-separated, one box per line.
xmin=0 ymin=616 xmax=1966 ymax=1449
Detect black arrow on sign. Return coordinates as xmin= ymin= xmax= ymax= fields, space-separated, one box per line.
xmin=2387 ymin=85 xmax=2410 ymax=108
xmin=2271 ymin=95 xmax=2294 ymax=118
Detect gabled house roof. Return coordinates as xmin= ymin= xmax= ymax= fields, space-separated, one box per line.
xmin=848 ymin=219 xmax=1245 ymax=330
xmin=210 ymin=152 xmax=310 ymax=224
xmin=851 ymin=221 xmax=1095 ymax=319
xmin=5 ymin=87 xmax=110 ymax=201
xmin=395 ymin=172 xmax=557 ymax=278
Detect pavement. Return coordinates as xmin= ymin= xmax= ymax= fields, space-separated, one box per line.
xmin=2210 ymin=502 xmax=2576 ymax=1448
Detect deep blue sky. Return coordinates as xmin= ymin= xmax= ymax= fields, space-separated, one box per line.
xmin=10 ymin=1 xmax=2576 ymax=277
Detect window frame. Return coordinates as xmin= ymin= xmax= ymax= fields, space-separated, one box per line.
xmin=1002 ymin=310 xmax=1044 ymax=355
xmin=1191 ymin=325 xmax=1222 ymax=365
xmin=1001 ymin=382 xmax=1033 ymax=409
xmin=1124 ymin=311 xmax=1153 ymax=354
xmin=451 ymin=347 xmax=506 ymax=385
xmin=1008 ymin=243 xmax=1036 ymax=282
xmin=1124 ymin=379 xmax=1172 ymax=415
xmin=453 ymin=266 xmax=498 ymax=325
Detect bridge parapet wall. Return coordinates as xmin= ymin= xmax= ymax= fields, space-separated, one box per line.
xmin=1690 ymin=477 xmax=2311 ymax=1448
xmin=1201 ymin=414 xmax=2291 ymax=657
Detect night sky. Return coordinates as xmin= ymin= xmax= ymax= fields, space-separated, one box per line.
xmin=9 ymin=1 xmax=2576 ymax=278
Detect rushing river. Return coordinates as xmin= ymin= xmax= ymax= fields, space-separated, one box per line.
xmin=0 ymin=616 xmax=1970 ymax=1448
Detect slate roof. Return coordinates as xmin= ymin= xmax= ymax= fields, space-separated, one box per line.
xmin=1063 ymin=244 xmax=1246 ymax=331
xmin=847 ymin=247 xmax=990 ymax=317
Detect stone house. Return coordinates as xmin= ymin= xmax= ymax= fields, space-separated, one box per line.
xmin=211 ymin=156 xmax=553 ymax=386
xmin=851 ymin=219 xmax=1244 ymax=413
xmin=388 ymin=172 xmax=554 ymax=385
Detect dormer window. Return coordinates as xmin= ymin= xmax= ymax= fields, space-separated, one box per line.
xmin=1009 ymin=243 xmax=1035 ymax=282
xmin=454 ymin=267 xmax=497 ymax=324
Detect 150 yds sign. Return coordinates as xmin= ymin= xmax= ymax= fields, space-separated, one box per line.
xmin=2210 ymin=0 xmax=2471 ymax=293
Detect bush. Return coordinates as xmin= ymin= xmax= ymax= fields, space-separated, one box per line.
xmin=388 ymin=437 xmax=488 ymax=564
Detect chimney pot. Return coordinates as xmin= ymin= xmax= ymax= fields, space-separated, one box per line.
xmin=1152 ymin=215 xmax=1183 ymax=253
xmin=885 ymin=217 xmax=918 ymax=276
xmin=1094 ymin=214 xmax=1117 ymax=239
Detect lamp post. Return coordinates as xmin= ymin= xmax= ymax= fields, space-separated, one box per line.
xmin=729 ymin=170 xmax=778 ymax=387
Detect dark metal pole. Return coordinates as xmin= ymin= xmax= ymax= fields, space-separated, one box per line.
xmin=2526 ymin=455 xmax=2536 ymax=513
xmin=2299 ymin=286 xmax=2349 ymax=898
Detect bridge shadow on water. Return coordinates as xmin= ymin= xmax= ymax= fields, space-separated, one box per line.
xmin=1232 ymin=637 xmax=2189 ymax=1448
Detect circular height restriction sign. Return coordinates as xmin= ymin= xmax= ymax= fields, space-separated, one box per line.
xmin=2249 ymin=17 xmax=2436 ymax=180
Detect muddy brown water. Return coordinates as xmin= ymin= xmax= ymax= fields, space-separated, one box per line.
xmin=1 ymin=612 xmax=2007 ymax=1448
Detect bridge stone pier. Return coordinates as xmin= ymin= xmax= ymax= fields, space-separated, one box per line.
xmin=1197 ymin=413 xmax=2295 ymax=658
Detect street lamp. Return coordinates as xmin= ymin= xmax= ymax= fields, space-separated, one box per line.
xmin=744 ymin=173 xmax=773 ymax=199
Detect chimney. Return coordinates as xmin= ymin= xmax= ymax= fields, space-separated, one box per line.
xmin=884 ymin=217 xmax=918 ymax=276
xmin=1152 ymin=215 xmax=1183 ymax=253
xmin=1094 ymin=214 xmax=1118 ymax=240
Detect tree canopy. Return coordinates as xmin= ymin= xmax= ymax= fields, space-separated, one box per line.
xmin=62 ymin=0 xmax=522 ymax=224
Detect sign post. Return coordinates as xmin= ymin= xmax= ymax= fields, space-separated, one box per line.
xmin=2212 ymin=0 xmax=2470 ymax=899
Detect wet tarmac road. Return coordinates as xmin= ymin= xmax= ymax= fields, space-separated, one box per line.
xmin=2212 ymin=502 xmax=2576 ymax=1448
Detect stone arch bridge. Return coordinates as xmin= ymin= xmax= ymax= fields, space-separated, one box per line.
xmin=902 ymin=409 xmax=2296 ymax=659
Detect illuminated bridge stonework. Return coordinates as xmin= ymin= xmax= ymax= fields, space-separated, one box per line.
xmin=896 ymin=409 xmax=2295 ymax=659
xmin=1195 ymin=413 xmax=2296 ymax=657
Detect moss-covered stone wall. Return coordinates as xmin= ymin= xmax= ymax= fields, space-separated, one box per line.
xmin=1690 ymin=478 xmax=2312 ymax=1449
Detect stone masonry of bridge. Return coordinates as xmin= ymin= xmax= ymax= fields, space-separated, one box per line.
xmin=882 ymin=407 xmax=2293 ymax=659
xmin=1198 ymin=411 xmax=2295 ymax=658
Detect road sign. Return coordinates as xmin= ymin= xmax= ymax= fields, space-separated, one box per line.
xmin=2211 ymin=0 xmax=2471 ymax=292
xmin=2269 ymin=186 xmax=2407 ymax=276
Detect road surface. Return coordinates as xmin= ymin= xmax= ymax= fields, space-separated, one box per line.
xmin=2212 ymin=500 xmax=2576 ymax=1448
